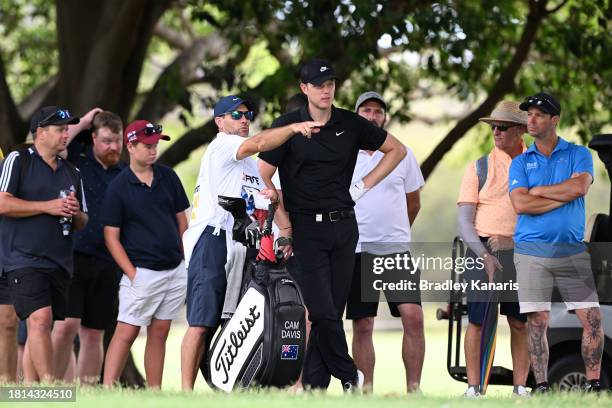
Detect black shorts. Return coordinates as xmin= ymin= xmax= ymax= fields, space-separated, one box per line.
xmin=346 ymin=252 xmax=422 ymax=320
xmin=7 ymin=267 xmax=70 ymax=321
xmin=66 ymin=253 xmax=121 ymax=330
xmin=0 ymin=272 xmax=12 ymax=305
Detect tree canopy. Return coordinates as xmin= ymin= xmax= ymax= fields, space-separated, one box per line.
xmin=1 ymin=0 xmax=610 ymax=178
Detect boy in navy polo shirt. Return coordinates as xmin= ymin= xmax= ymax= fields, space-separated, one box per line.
xmin=509 ymin=92 xmax=604 ymax=393
xmin=101 ymin=120 xmax=190 ymax=389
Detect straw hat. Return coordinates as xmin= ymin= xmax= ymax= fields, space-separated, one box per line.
xmin=479 ymin=101 xmax=528 ymax=125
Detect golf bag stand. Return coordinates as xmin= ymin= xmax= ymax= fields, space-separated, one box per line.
xmin=204 ymin=196 xmax=307 ymax=392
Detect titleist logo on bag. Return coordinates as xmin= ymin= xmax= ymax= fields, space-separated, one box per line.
xmin=210 ymin=288 xmax=265 ymax=391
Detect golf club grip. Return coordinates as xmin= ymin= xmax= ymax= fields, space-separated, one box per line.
xmin=264 ymin=203 xmax=275 ymax=234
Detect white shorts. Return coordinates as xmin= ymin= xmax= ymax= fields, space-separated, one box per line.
xmin=514 ymin=252 xmax=599 ymax=314
xmin=118 ymin=261 xmax=187 ymax=326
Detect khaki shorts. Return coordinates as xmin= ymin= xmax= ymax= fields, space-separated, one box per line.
xmin=118 ymin=261 xmax=187 ymax=326
xmin=514 ymin=251 xmax=599 ymax=313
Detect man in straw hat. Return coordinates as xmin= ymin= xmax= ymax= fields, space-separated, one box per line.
xmin=456 ymin=100 xmax=530 ymax=397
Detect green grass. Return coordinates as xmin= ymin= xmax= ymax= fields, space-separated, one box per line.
xmin=13 ymin=383 xmax=612 ymax=408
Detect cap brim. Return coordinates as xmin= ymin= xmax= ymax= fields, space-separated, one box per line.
xmin=227 ymin=99 xmax=255 ymax=113
xmin=48 ymin=117 xmax=80 ymax=126
xmin=309 ymin=74 xmax=336 ymax=86
xmin=518 ymin=102 xmax=556 ymax=115
xmin=139 ymin=134 xmax=171 ymax=144
xmin=356 ymin=97 xmax=387 ymax=111
xmin=518 ymin=101 xmax=532 ymax=112
xmin=479 ymin=117 xmax=525 ymax=125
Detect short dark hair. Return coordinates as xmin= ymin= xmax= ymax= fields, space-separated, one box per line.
xmin=92 ymin=111 xmax=123 ymax=134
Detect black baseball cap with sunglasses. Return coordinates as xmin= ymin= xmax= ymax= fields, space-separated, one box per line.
xmin=29 ymin=106 xmax=80 ymax=134
xmin=519 ymin=92 xmax=561 ymax=116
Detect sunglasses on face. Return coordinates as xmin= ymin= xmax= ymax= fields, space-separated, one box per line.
xmin=491 ymin=124 xmax=519 ymax=132
xmin=39 ymin=109 xmax=71 ymax=127
xmin=226 ymin=110 xmax=254 ymax=121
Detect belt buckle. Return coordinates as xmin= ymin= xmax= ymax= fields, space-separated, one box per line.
xmin=315 ymin=213 xmax=323 ymax=222
xmin=329 ymin=211 xmax=340 ymax=222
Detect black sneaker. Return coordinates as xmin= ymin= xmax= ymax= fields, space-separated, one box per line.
xmin=342 ymin=369 xmax=364 ymax=393
xmin=583 ymin=379 xmax=602 ymax=393
xmin=532 ymin=382 xmax=551 ymax=394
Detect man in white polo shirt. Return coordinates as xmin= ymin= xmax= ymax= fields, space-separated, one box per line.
xmin=346 ymin=91 xmax=425 ymax=393
xmin=180 ymin=95 xmax=321 ymax=391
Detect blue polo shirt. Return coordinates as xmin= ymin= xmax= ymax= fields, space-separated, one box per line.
xmin=68 ymin=144 xmax=125 ymax=261
xmin=0 ymin=148 xmax=87 ymax=275
xmin=508 ymin=137 xmax=593 ymax=257
xmin=101 ymin=164 xmax=190 ymax=271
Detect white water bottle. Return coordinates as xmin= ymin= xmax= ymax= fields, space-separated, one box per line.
xmin=58 ymin=189 xmax=73 ymax=236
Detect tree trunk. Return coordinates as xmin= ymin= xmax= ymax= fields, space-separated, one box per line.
xmin=55 ymin=0 xmax=171 ymax=118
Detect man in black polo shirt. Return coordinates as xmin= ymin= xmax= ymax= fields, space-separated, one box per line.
xmin=0 ymin=106 xmax=88 ymax=383
xmin=51 ymin=109 xmax=125 ymax=383
xmin=258 ymin=59 xmax=406 ymax=391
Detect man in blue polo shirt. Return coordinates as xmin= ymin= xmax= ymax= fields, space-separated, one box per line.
xmin=509 ymin=92 xmax=604 ymax=393
xmin=0 ymin=106 xmax=88 ymax=383
xmin=101 ymin=120 xmax=190 ymax=389
xmin=51 ymin=109 xmax=126 ymax=384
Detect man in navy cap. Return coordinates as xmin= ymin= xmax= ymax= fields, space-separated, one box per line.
xmin=0 ymin=106 xmax=88 ymax=382
xmin=180 ymin=95 xmax=321 ymax=391
xmin=509 ymin=92 xmax=604 ymax=393
xmin=259 ymin=59 xmax=406 ymax=391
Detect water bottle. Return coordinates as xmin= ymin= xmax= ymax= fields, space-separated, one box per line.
xmin=58 ymin=189 xmax=73 ymax=236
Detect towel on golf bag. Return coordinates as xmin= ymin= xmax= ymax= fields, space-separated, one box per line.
xmin=222 ymin=242 xmax=248 ymax=319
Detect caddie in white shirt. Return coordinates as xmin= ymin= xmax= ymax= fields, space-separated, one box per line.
xmin=180 ymin=95 xmax=321 ymax=391
xmin=346 ymin=92 xmax=425 ymax=393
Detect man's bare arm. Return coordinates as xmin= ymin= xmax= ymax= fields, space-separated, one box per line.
xmin=362 ymin=133 xmax=406 ymax=189
xmin=104 ymin=226 xmax=137 ymax=281
xmin=406 ymin=190 xmax=421 ymax=226
xmin=0 ymin=192 xmax=70 ymax=218
xmin=236 ymin=121 xmax=322 ymax=160
xmin=510 ymin=188 xmax=565 ymax=215
xmin=529 ymin=173 xmax=592 ymax=202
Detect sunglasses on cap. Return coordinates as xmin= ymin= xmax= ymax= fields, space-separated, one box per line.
xmin=39 ymin=109 xmax=71 ymax=127
xmin=223 ymin=110 xmax=255 ymax=121
xmin=525 ymin=95 xmax=560 ymax=114
xmin=491 ymin=124 xmax=519 ymax=132
xmin=126 ymin=124 xmax=163 ymax=142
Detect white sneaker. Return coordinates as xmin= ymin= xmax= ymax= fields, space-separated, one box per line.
xmin=463 ymin=385 xmax=481 ymax=398
xmin=513 ymin=385 xmax=530 ymax=397
xmin=342 ymin=369 xmax=364 ymax=393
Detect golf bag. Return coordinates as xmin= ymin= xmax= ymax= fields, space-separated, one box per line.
xmin=205 ymin=196 xmax=307 ymax=392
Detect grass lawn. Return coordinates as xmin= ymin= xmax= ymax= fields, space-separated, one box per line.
xmin=41 ymin=388 xmax=612 ymax=408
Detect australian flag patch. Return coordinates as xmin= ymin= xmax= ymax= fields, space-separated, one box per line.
xmin=280 ymin=344 xmax=299 ymax=360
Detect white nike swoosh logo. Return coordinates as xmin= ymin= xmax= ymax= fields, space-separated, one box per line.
xmin=335 ymin=131 xmax=345 ymax=136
